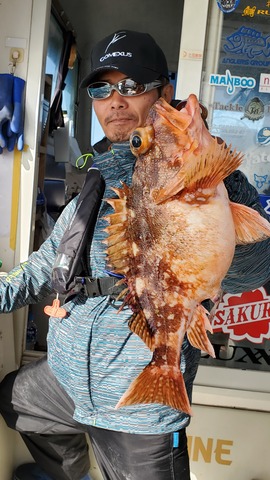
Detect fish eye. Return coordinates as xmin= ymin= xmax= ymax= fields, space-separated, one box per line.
xmin=131 ymin=135 xmax=142 ymax=149
xmin=130 ymin=126 xmax=155 ymax=156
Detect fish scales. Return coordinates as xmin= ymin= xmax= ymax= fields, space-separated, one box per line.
xmin=104 ymin=94 xmax=270 ymax=415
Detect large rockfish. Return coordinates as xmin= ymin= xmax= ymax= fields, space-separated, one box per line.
xmin=104 ymin=94 xmax=270 ymax=415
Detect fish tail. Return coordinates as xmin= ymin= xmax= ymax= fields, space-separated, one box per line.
xmin=115 ymin=362 xmax=192 ymax=415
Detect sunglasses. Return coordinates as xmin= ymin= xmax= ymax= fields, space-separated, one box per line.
xmin=87 ymin=78 xmax=164 ymax=100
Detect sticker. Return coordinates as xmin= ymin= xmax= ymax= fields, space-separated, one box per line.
xmin=242 ymin=97 xmax=264 ymax=121
xmin=212 ymin=287 xmax=270 ymax=343
xmin=242 ymin=5 xmax=257 ymax=17
xmin=254 ymin=173 xmax=268 ymax=189
xmin=242 ymin=5 xmax=270 ymax=17
xmin=216 ymin=0 xmax=240 ymax=13
xmin=180 ymin=50 xmax=203 ymax=61
xmin=257 ymin=127 xmax=270 ymax=146
xmin=224 ymin=26 xmax=270 ymax=61
xmin=213 ymin=101 xmax=243 ymax=112
xmin=259 ymin=194 xmax=270 ymax=215
xmin=259 ymin=73 xmax=270 ymax=93
xmin=209 ymin=69 xmax=256 ymax=95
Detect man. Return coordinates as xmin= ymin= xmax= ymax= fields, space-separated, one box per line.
xmin=0 ymin=30 xmax=270 ymax=480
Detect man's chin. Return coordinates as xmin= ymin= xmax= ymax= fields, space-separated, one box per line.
xmin=107 ymin=129 xmax=134 ymax=143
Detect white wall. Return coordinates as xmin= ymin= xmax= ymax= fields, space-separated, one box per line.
xmin=0 ymin=2 xmax=51 ymax=478
xmin=176 ymin=0 xmax=209 ymax=99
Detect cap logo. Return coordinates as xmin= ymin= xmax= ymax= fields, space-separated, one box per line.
xmin=100 ymin=52 xmax=132 ymax=63
xmin=105 ymin=32 xmax=127 ymax=53
xmin=100 ymin=32 xmax=132 ymax=64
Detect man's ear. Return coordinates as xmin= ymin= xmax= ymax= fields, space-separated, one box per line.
xmin=161 ymin=83 xmax=174 ymax=103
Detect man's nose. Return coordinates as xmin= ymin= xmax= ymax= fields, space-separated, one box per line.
xmin=110 ymin=90 xmax=128 ymax=108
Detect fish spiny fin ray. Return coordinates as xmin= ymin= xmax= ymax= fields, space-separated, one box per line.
xmin=103 ymin=183 xmax=131 ymax=276
xmin=230 ymin=201 xmax=270 ymax=244
xmin=152 ymin=141 xmax=243 ymax=204
xmin=187 ymin=305 xmax=215 ymax=357
xmin=128 ymin=312 xmax=155 ymax=351
xmin=115 ymin=362 xmax=192 ymax=415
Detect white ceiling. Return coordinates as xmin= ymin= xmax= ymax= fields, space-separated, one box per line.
xmin=55 ymin=0 xmax=184 ymax=73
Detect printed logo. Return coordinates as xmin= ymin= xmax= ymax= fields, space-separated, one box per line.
xmin=100 ymin=52 xmax=132 ymax=62
xmin=254 ymin=173 xmax=268 ymax=189
xmin=209 ymin=69 xmax=256 ymax=94
xmin=259 ymin=73 xmax=270 ymax=93
xmin=257 ymin=127 xmax=270 ymax=146
xmin=259 ymin=194 xmax=270 ymax=216
xmin=242 ymin=5 xmax=270 ymax=17
xmin=242 ymin=5 xmax=257 ymax=17
xmin=212 ymin=287 xmax=270 ymax=343
xmin=224 ymin=26 xmax=270 ymax=60
xmin=105 ymin=32 xmax=126 ymax=53
xmin=242 ymin=97 xmax=264 ymax=121
xmin=100 ymin=32 xmax=132 ymax=63
xmin=216 ymin=0 xmax=240 ymax=13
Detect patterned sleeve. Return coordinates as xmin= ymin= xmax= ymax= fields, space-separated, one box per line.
xmin=222 ymin=170 xmax=270 ymax=293
xmin=0 ymin=199 xmax=77 ymax=313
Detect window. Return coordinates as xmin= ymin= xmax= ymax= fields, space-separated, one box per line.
xmin=198 ymin=0 xmax=270 ymax=382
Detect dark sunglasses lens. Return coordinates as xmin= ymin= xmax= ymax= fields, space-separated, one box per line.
xmin=88 ymin=82 xmax=111 ymax=99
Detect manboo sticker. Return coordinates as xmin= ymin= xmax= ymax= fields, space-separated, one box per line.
xmin=209 ymin=69 xmax=256 ymax=94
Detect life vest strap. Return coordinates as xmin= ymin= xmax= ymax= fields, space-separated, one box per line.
xmin=75 ymin=276 xmax=125 ymax=298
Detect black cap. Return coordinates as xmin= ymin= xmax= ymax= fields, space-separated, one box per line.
xmin=80 ymin=29 xmax=169 ymax=88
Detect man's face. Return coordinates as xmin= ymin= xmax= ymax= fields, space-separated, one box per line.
xmin=92 ymin=71 xmax=171 ymax=142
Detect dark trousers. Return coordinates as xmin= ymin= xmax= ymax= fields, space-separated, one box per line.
xmin=0 ymin=357 xmax=191 ymax=480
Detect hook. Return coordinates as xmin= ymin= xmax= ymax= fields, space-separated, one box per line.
xmin=8 ymin=60 xmax=17 ymax=75
xmin=8 ymin=50 xmax=20 ymax=75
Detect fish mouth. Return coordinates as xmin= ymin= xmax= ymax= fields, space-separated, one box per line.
xmin=153 ymin=94 xmax=204 ymax=131
xmin=153 ymin=98 xmax=193 ymax=133
xmin=177 ymin=96 xmax=208 ymax=122
xmin=149 ymin=95 xmax=212 ymax=157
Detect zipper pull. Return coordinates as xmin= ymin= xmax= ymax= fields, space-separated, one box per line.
xmin=44 ymin=293 xmax=67 ymax=318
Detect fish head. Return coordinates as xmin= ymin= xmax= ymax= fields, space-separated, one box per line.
xmin=130 ymin=94 xmax=214 ymax=165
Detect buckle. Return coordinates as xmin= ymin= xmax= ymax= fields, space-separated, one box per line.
xmin=75 ymin=277 xmax=102 ymax=297
xmin=74 ymin=276 xmax=125 ymax=298
xmin=84 ymin=277 xmax=102 ymax=297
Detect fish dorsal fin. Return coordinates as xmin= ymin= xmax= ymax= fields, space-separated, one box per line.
xmin=128 ymin=311 xmax=155 ymax=351
xmin=152 ymin=141 xmax=243 ymax=204
xmin=230 ymin=201 xmax=270 ymax=244
xmin=187 ymin=304 xmax=215 ymax=357
xmin=103 ymin=183 xmax=131 ymax=276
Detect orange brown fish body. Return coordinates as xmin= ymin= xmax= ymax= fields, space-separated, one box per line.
xmin=104 ymin=94 xmax=270 ymax=415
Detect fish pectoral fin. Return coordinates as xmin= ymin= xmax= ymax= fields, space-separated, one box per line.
xmin=115 ymin=361 xmax=192 ymax=415
xmin=187 ymin=305 xmax=215 ymax=357
xmin=128 ymin=312 xmax=155 ymax=351
xmin=230 ymin=201 xmax=270 ymax=244
xmin=152 ymin=141 xmax=243 ymax=204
